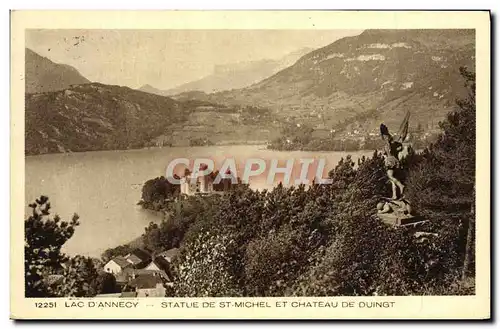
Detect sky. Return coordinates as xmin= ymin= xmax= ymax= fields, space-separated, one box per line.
xmin=26 ymin=29 xmax=363 ymax=90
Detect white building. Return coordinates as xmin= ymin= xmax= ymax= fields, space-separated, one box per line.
xmin=199 ymin=175 xmax=214 ymax=193
xmin=104 ymin=257 xmax=132 ymax=274
xmin=180 ymin=176 xmax=198 ymax=195
xmin=128 ymin=274 xmax=167 ymax=297
xmin=180 ymin=175 xmax=213 ymax=195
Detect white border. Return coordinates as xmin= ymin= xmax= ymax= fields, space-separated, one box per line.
xmin=3 ymin=1 xmax=498 ymax=328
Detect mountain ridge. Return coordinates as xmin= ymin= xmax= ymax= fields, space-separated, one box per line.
xmin=139 ymin=47 xmax=314 ymax=96
xmin=25 ymin=83 xmax=188 ymax=155
xmin=196 ymin=29 xmax=475 ymax=135
xmin=25 ymin=82 xmax=276 ymax=155
xmin=25 ymin=30 xmax=476 ymax=155
xmin=25 ymin=48 xmax=90 ymax=93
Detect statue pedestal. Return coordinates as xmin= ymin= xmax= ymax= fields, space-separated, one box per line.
xmin=377 ymin=212 xmax=427 ymax=227
xmin=376 ymin=198 xmax=427 ymax=227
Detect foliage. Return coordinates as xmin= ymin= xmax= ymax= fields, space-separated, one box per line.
xmin=25 ymin=197 xmax=103 ymax=297
xmin=406 ymin=67 xmax=475 ymax=214
xmin=405 ymin=66 xmax=476 ymax=279
xmin=244 ymin=225 xmax=310 ymax=296
xmin=25 ymin=196 xmax=80 ymax=297
xmin=101 ymin=244 xmax=134 ymax=262
xmin=239 ymin=105 xmax=271 ymax=124
xmin=189 ymin=137 xmax=214 ymax=147
xmin=25 ymin=82 xmax=189 ymax=155
xmin=142 ymin=194 xmax=220 ymax=253
xmin=268 ymin=130 xmax=436 ymax=152
xmin=133 ymin=67 xmax=475 ymax=297
xmin=94 ymin=272 xmax=119 ymax=295
xmin=51 ymin=255 xmax=99 ymax=297
xmin=173 ymin=230 xmax=243 ymax=297
xmin=138 ymin=176 xmax=180 ymax=211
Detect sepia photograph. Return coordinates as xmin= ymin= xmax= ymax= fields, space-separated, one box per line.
xmin=10 ymin=10 xmax=490 ymax=319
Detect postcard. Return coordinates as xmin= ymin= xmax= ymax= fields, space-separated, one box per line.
xmin=10 ymin=10 xmax=490 ymax=319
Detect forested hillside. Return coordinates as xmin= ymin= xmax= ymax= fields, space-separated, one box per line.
xmin=187 ymin=29 xmax=474 ymax=137
xmin=25 ymin=67 xmax=476 ymax=297
xmin=131 ymin=68 xmax=476 ymax=297
xmin=25 ymin=83 xmax=187 ymax=155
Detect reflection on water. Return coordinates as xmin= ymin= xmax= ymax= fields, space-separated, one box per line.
xmin=25 ymin=145 xmax=373 ymax=257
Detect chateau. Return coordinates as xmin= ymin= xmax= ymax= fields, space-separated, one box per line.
xmin=179 ymin=169 xmax=235 ymax=196
xmin=179 ymin=174 xmax=213 ymax=195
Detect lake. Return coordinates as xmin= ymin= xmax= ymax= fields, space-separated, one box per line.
xmin=25 ymin=145 xmax=373 ymax=257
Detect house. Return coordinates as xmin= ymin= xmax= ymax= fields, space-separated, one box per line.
xmin=95 ymin=293 xmax=121 ymax=298
xmin=115 ymin=267 xmax=172 ymax=287
xmin=124 ymin=249 xmax=151 ymax=269
xmin=121 ymin=291 xmax=139 ymax=298
xmin=144 ymin=256 xmax=170 ymax=272
xmin=158 ymin=248 xmax=180 ymax=263
xmin=128 ymin=273 xmax=166 ymax=297
xmin=104 ymin=256 xmax=132 ymax=274
xmin=144 ymin=257 xmax=168 ymax=271
xmin=142 ymin=248 xmax=180 ymax=281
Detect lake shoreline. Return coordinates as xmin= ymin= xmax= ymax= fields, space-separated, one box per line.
xmin=25 ymin=143 xmax=386 ymax=158
xmin=26 ymin=146 xmax=374 ymax=257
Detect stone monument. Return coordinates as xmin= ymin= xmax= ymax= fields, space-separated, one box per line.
xmin=377 ymin=111 xmax=426 ymax=227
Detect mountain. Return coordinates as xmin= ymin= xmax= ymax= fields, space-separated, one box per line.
xmin=200 ymin=29 xmax=475 ymax=135
xmin=25 ymin=83 xmax=276 ymax=155
xmin=138 ymin=84 xmax=166 ymax=96
xmin=25 ymin=30 xmax=476 ymax=155
xmin=25 ymin=48 xmax=90 ymax=94
xmin=25 ymin=83 xmax=188 ymax=155
xmin=139 ymin=47 xmax=313 ymax=96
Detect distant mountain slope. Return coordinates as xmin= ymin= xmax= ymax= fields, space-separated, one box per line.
xmin=25 ymin=48 xmax=90 ymax=93
xmin=139 ymin=47 xmax=313 ymax=96
xmin=201 ymin=29 xmax=475 ymax=134
xmin=25 ymin=83 xmax=277 ymax=155
xmin=25 ymin=30 xmax=476 ymax=155
xmin=138 ymin=84 xmax=166 ymax=96
xmin=25 ymin=83 xmax=188 ymax=155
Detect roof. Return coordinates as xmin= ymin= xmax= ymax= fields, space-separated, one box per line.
xmin=128 ymin=274 xmax=163 ymax=290
xmin=129 ymin=249 xmax=151 ymax=262
xmin=116 ymin=268 xmax=171 ymax=283
xmin=143 ymin=269 xmax=171 ymax=282
xmin=95 ymin=292 xmax=138 ymax=298
xmin=158 ymin=248 xmax=179 ymax=262
xmin=150 ymin=256 xmax=171 ymax=273
xmin=109 ymin=256 xmax=132 ymax=269
xmin=95 ymin=293 xmax=122 ymax=298
xmin=125 ymin=254 xmax=143 ymax=266
xmin=120 ymin=291 xmax=138 ymax=298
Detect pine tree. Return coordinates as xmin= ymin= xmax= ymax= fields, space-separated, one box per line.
xmin=25 ymin=196 xmax=79 ymax=297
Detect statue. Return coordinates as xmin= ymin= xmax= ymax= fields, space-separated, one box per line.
xmin=376 ymin=115 xmax=430 ymax=228
xmin=380 ymin=111 xmax=412 ymax=200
